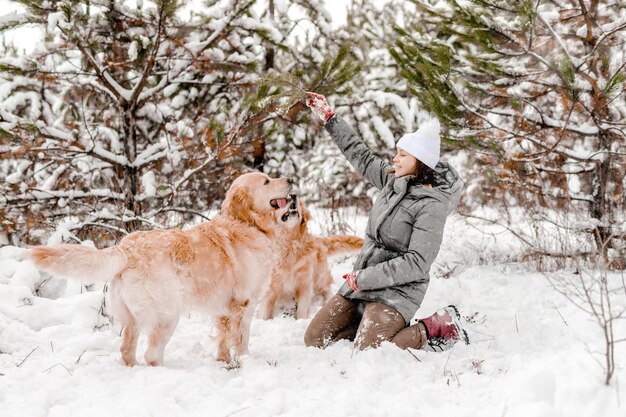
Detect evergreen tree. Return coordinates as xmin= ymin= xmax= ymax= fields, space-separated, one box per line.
xmin=0 ymin=0 xmax=355 ymax=244
xmin=291 ymin=0 xmax=433 ymax=209
xmin=0 ymin=0 xmax=433 ymax=245
xmin=390 ymin=0 xmax=626 ymax=266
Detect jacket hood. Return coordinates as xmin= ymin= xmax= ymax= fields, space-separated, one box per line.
xmin=398 ymin=162 xmax=463 ymax=215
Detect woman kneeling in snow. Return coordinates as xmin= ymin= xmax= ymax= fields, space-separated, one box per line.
xmin=304 ymin=93 xmax=469 ymax=351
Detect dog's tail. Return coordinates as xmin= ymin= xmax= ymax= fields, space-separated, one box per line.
xmin=28 ymin=244 xmax=127 ymax=283
xmin=318 ymin=235 xmax=364 ymax=256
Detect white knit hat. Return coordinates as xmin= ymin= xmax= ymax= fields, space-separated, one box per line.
xmin=396 ymin=118 xmax=441 ymax=169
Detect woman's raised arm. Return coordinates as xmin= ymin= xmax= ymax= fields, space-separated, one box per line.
xmin=307 ymin=92 xmax=393 ymax=191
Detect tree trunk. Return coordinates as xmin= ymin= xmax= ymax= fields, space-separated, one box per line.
xmin=122 ymin=105 xmax=142 ymax=232
xmin=265 ymin=0 xmax=275 ymax=71
xmin=591 ymin=129 xmax=612 ymax=260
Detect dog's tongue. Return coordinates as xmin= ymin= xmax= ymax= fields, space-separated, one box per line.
xmin=275 ymin=198 xmax=288 ymax=208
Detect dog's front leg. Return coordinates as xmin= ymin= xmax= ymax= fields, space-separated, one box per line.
xmin=258 ymin=286 xmax=279 ymax=320
xmin=226 ymin=298 xmax=253 ymax=361
xmin=295 ymin=265 xmax=315 ymax=320
xmin=235 ymin=303 xmax=255 ymax=357
xmin=295 ymin=287 xmax=313 ymax=320
xmin=216 ymin=316 xmax=232 ymax=363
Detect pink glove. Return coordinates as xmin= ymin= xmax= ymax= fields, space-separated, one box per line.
xmin=306 ymin=92 xmax=335 ymax=122
xmin=342 ymin=271 xmax=359 ymax=292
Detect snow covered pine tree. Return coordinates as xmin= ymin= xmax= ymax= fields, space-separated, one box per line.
xmin=0 ymin=0 xmax=304 ymax=244
xmin=390 ymin=0 xmax=626 ymax=267
xmin=0 ymin=0 xmax=376 ymax=245
xmin=282 ymin=0 xmax=440 ymax=213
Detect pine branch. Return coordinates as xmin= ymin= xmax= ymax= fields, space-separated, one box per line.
xmin=256 ymin=45 xmax=361 ymax=116
xmin=257 ymin=71 xmax=308 ymax=115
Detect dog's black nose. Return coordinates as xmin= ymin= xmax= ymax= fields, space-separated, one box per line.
xmin=289 ymin=194 xmax=297 ymax=209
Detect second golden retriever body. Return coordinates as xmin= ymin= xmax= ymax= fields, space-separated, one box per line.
xmin=259 ymin=201 xmax=364 ymax=320
xmin=28 ymin=173 xmax=298 ymax=366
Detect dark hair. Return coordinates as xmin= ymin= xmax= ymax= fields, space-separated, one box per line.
xmin=406 ymin=160 xmax=433 ymax=186
xmin=387 ymin=159 xmax=436 ymax=185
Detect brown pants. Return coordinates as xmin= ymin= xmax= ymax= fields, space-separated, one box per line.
xmin=304 ymin=295 xmax=427 ymax=350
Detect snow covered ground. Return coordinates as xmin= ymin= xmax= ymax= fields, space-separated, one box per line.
xmin=1 ymin=210 xmax=625 ymax=417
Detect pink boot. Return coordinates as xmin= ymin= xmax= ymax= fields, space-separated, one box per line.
xmin=419 ymin=305 xmax=469 ymax=351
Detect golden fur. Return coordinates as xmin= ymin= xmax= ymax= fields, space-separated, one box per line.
xmin=258 ymin=199 xmax=364 ymax=320
xmin=28 ymin=172 xmax=299 ymax=366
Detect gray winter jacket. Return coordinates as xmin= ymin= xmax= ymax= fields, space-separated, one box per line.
xmin=325 ymin=115 xmax=463 ymax=323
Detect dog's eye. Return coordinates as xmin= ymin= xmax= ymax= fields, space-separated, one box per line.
xmin=263 ymin=179 xmax=270 ymax=185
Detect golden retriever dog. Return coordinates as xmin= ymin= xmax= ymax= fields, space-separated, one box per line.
xmin=28 ymin=172 xmax=300 ymax=367
xmin=258 ymin=199 xmax=363 ymax=320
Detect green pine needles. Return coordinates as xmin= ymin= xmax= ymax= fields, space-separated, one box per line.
xmin=257 ymin=71 xmax=308 ymax=116
xmin=256 ymin=45 xmax=362 ymax=116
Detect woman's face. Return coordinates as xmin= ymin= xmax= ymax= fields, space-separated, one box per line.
xmin=392 ymin=148 xmax=418 ymax=178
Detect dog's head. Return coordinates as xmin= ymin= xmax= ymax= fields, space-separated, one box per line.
xmin=221 ymin=172 xmax=300 ymax=232
xmin=269 ymin=195 xmax=312 ymax=241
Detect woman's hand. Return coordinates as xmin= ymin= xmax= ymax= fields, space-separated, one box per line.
xmin=342 ymin=271 xmax=359 ymax=292
xmin=306 ymin=92 xmax=335 ymax=122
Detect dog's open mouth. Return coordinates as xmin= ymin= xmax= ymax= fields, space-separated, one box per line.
xmin=281 ymin=209 xmax=299 ymax=222
xmin=270 ymin=197 xmax=290 ymax=209
xmin=274 ymin=194 xmax=299 ymax=222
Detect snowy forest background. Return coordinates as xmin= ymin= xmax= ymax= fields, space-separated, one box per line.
xmin=0 ymin=1 xmax=625 ymax=415
xmin=3 ymin=0 xmax=622 ymax=258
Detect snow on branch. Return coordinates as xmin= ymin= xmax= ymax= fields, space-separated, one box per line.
xmin=68 ymin=36 xmax=133 ymax=102
xmin=0 ymin=12 xmax=28 ymax=29
xmin=450 ymin=90 xmax=607 ymax=163
xmin=174 ymin=153 xmax=217 ymax=191
xmin=127 ymin=12 xmax=165 ymax=105
xmin=101 ymin=71 xmax=133 ymax=102
xmin=364 ymin=91 xmax=413 ymax=131
xmin=536 ymin=11 xmax=576 ymax=65
xmin=89 ymin=144 xmax=131 ymax=167
xmin=184 ymin=6 xmax=238 ymax=54
xmin=5 ymin=115 xmax=132 ymax=167
xmin=132 ymin=142 xmax=181 ymax=168
xmin=3 ymin=188 xmax=126 ymax=203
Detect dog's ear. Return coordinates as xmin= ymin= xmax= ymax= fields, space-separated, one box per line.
xmin=222 ymin=185 xmax=256 ymax=225
xmin=298 ymin=199 xmax=311 ymax=231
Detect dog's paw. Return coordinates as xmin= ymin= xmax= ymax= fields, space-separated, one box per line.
xmin=122 ymin=357 xmax=137 ymax=367
xmin=223 ymin=358 xmax=241 ymax=370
